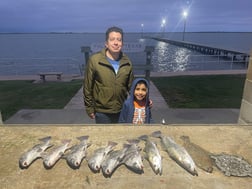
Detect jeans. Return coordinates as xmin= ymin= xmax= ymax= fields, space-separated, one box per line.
xmin=95 ymin=112 xmax=120 ymax=124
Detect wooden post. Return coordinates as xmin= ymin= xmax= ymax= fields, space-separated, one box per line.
xmin=80 ymin=46 xmax=91 ymax=75
xmin=144 ymin=46 xmax=154 ymax=81
xmin=81 ymin=46 xmax=91 ymax=64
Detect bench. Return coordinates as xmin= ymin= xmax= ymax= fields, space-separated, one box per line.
xmin=38 ymin=72 xmax=63 ymax=82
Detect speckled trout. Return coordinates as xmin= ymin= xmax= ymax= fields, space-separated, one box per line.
xmin=139 ymin=135 xmax=162 ymax=175
xmin=43 ymin=139 xmax=71 ymax=168
xmin=64 ymin=135 xmax=90 ymax=169
xmin=87 ymin=141 xmax=117 ymax=172
xmin=19 ymin=136 xmax=53 ymax=169
xmin=152 ymin=131 xmax=198 ymax=176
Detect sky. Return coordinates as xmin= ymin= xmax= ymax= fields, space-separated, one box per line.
xmin=0 ymin=0 xmax=252 ymax=33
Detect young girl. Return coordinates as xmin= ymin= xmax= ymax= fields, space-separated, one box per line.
xmin=119 ymin=78 xmax=153 ymax=124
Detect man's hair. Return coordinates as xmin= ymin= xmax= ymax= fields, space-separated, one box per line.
xmin=105 ymin=26 xmax=124 ymax=41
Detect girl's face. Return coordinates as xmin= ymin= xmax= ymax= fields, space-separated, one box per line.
xmin=134 ymin=83 xmax=148 ymax=101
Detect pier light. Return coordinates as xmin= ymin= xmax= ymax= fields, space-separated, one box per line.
xmin=141 ymin=23 xmax=144 ymax=38
xmin=182 ymin=10 xmax=188 ymax=41
xmin=161 ymin=18 xmax=166 ymax=36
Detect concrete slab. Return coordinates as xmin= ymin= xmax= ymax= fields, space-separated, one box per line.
xmin=4 ymin=109 xmax=95 ymax=124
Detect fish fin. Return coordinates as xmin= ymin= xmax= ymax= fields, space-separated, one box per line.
xmin=123 ymin=143 xmax=130 ymax=149
xmin=87 ymin=143 xmax=92 ymax=148
xmin=151 ymin=131 xmax=162 ymax=138
xmin=138 ymin=135 xmax=148 ymax=141
xmin=108 ymin=141 xmax=118 ymax=147
xmin=36 ymin=148 xmax=43 ymax=153
xmin=127 ymin=139 xmax=140 ymax=144
xmin=39 ymin=136 xmax=52 ymax=143
xmin=61 ymin=154 xmax=67 ymax=159
xmin=77 ymin=135 xmax=89 ymax=141
xmin=59 ymin=152 xmax=65 ymax=156
xmin=180 ymin=135 xmax=190 ymax=143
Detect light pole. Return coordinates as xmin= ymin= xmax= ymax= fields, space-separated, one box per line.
xmin=141 ymin=23 xmax=144 ymax=38
xmin=182 ymin=11 xmax=188 ymax=41
xmin=161 ymin=18 xmax=166 ymax=36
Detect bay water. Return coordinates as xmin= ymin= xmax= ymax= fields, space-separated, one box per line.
xmin=0 ymin=32 xmax=251 ymax=75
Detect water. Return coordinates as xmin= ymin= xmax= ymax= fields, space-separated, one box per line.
xmin=0 ymin=32 xmax=251 ymax=75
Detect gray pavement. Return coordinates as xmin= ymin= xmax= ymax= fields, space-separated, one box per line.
xmin=3 ymin=70 xmax=245 ymax=125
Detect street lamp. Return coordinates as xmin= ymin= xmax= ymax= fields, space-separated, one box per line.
xmin=182 ymin=10 xmax=188 ymax=41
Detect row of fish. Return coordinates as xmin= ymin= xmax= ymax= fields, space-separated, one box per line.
xmin=19 ymin=135 xmax=89 ymax=169
xmin=19 ymin=130 xmax=252 ymax=177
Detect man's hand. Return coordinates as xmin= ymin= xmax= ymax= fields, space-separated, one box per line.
xmin=89 ymin=113 xmax=95 ymax=119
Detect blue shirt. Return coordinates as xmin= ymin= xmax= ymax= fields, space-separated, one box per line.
xmin=107 ymin=58 xmax=119 ymax=74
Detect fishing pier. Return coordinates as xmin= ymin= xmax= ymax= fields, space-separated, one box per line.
xmin=149 ymin=37 xmax=250 ymax=65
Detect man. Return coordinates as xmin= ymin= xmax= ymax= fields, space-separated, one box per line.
xmin=83 ymin=26 xmax=134 ymax=123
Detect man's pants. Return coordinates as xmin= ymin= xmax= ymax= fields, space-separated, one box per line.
xmin=95 ymin=112 xmax=120 ymax=124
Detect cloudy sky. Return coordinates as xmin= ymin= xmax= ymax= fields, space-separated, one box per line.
xmin=0 ymin=0 xmax=251 ymax=33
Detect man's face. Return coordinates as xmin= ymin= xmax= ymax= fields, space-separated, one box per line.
xmin=105 ymin=31 xmax=123 ymax=53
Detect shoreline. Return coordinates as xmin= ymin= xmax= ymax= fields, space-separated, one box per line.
xmin=0 ymin=69 xmax=247 ymax=81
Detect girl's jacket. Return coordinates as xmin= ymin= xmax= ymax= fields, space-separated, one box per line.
xmin=118 ymin=78 xmax=154 ymax=124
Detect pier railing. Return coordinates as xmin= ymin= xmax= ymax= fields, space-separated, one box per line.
xmin=149 ymin=37 xmax=250 ymax=64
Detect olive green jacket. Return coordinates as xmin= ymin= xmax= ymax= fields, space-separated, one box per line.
xmin=83 ymin=48 xmax=134 ymax=115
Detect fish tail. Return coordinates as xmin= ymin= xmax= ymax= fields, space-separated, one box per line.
xmin=61 ymin=139 xmax=72 ymax=146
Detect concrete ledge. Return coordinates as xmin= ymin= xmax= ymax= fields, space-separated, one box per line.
xmin=4 ymin=107 xmax=239 ymax=124
xmin=4 ymin=108 xmax=240 ymax=125
xmin=0 ymin=125 xmax=251 ymax=189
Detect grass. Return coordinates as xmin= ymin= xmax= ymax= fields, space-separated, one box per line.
xmin=0 ymin=74 xmax=247 ymax=121
xmin=0 ymin=80 xmax=83 ymax=121
xmin=151 ymin=74 xmax=246 ymax=108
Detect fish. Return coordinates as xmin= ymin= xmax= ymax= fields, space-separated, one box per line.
xmin=87 ymin=141 xmax=117 ymax=172
xmin=139 ymin=135 xmax=162 ymax=175
xmin=43 ymin=139 xmax=71 ymax=168
xmin=19 ymin=136 xmax=53 ymax=169
xmin=122 ymin=139 xmax=144 ymax=174
xmin=152 ymin=131 xmax=198 ymax=176
xmin=180 ymin=135 xmax=214 ymax=173
xmin=64 ymin=135 xmax=91 ymax=169
xmin=101 ymin=145 xmax=129 ymax=177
